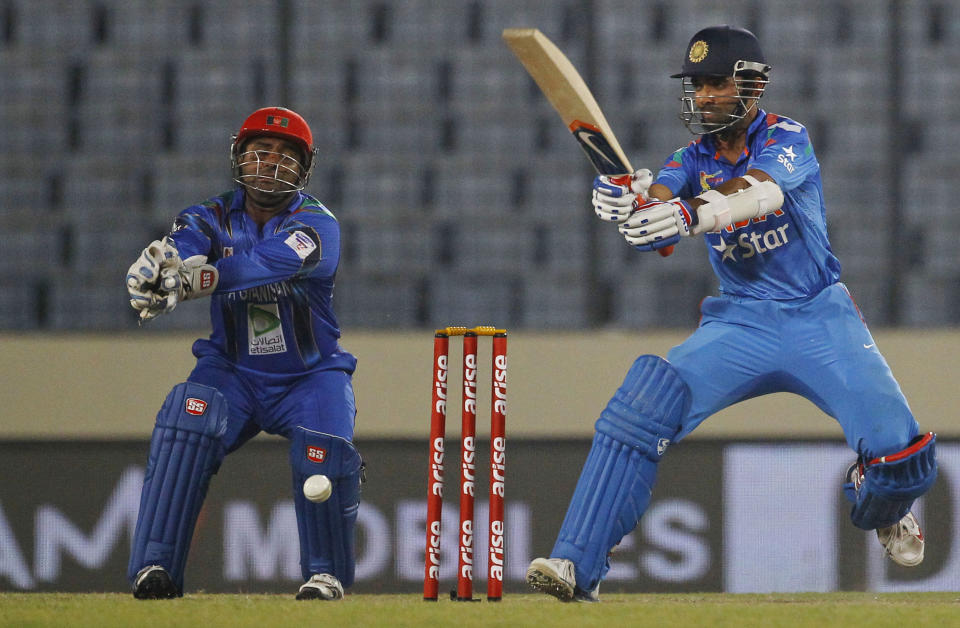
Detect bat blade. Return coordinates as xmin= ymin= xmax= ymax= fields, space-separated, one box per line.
xmin=502 ymin=27 xmax=673 ymax=256
xmin=502 ymin=27 xmax=632 ymax=175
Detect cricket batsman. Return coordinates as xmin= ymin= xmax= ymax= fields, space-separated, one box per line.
xmin=527 ymin=25 xmax=936 ymax=601
xmin=125 ymin=106 xmax=362 ymax=601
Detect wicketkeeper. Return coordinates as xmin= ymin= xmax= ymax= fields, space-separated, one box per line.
xmin=527 ymin=25 xmax=936 ymax=602
xmin=125 ymin=106 xmax=363 ymax=601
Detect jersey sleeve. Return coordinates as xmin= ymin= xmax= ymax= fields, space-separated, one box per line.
xmin=749 ymin=116 xmax=818 ymax=192
xmin=166 ymin=201 xmax=225 ymax=259
xmin=655 ymin=142 xmax=699 ymax=198
xmin=213 ymin=210 xmax=340 ymax=292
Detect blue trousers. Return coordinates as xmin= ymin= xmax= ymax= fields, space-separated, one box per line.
xmin=668 ymin=283 xmax=918 ymax=458
xmin=552 ymin=283 xmax=921 ymax=593
xmin=188 ymin=353 xmax=357 ymax=452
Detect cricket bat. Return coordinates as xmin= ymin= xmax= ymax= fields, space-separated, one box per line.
xmin=502 ymin=27 xmax=673 ymax=256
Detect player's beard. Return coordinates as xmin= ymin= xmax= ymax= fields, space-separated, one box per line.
xmin=244 ymin=184 xmax=296 ymax=212
xmin=701 ymin=99 xmax=752 ymax=143
xmin=716 ymin=108 xmax=754 ymax=143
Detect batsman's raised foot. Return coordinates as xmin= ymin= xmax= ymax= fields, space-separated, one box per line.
xmin=132 ymin=565 xmax=179 ymax=599
xmin=878 ymin=511 xmax=925 ymax=567
xmin=846 ymin=462 xmax=925 ymax=567
xmin=296 ymin=573 xmax=344 ymax=600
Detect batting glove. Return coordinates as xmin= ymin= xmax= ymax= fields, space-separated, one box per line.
xmin=592 ymin=168 xmax=653 ymax=223
xmin=619 ymin=198 xmax=697 ymax=251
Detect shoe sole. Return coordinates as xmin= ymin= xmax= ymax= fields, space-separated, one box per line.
xmin=887 ymin=552 xmax=924 ymax=567
xmin=296 ymin=585 xmax=343 ymax=601
xmin=295 ymin=591 xmax=342 ymax=600
xmin=526 ymin=566 xmax=574 ymax=601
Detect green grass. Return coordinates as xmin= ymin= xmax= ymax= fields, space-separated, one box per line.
xmin=1 ymin=592 xmax=959 ymax=628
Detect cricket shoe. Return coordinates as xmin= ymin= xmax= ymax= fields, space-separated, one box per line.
xmin=877 ymin=511 xmax=925 ymax=567
xmin=296 ymin=573 xmax=344 ymax=600
xmin=846 ymin=462 xmax=925 ymax=567
xmin=526 ymin=557 xmax=576 ymax=601
xmin=132 ymin=565 xmax=179 ymax=599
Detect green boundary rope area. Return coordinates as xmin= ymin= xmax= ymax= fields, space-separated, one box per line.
xmin=1 ymin=593 xmax=958 ymax=628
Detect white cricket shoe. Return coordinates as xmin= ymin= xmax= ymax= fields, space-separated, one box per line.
xmin=296 ymin=573 xmax=344 ymax=600
xmin=877 ymin=511 xmax=925 ymax=567
xmin=846 ymin=462 xmax=925 ymax=567
xmin=526 ymin=557 xmax=576 ymax=601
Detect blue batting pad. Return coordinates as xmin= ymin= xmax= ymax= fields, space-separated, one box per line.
xmin=552 ymin=355 xmax=690 ymax=592
xmin=850 ymin=432 xmax=937 ymax=530
xmin=290 ymin=427 xmax=364 ymax=586
xmin=127 ymin=382 xmax=228 ymax=593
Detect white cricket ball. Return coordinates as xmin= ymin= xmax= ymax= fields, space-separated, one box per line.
xmin=303 ymin=474 xmax=333 ymax=503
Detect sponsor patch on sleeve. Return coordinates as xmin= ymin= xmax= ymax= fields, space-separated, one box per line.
xmin=284 ymin=230 xmax=318 ymax=260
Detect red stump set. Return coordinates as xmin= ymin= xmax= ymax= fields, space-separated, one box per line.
xmin=423 ymin=326 xmax=507 ymax=602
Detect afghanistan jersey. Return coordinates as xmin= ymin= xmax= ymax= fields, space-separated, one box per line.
xmin=656 ymin=109 xmax=841 ymax=299
xmin=166 ymin=189 xmax=356 ymax=375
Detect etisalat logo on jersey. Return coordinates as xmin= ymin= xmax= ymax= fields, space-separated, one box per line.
xmin=248 ymin=303 xmax=287 ymax=355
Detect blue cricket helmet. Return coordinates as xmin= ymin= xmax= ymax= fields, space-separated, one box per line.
xmin=673 ymin=25 xmax=772 ymax=135
xmin=671 ymin=25 xmax=771 ymax=79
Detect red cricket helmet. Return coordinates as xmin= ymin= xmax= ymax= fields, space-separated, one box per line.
xmin=230 ymin=106 xmax=318 ymax=192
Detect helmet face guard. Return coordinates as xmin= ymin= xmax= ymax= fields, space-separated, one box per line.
xmin=230 ymin=107 xmax=318 ymax=193
xmin=671 ymin=26 xmax=771 ymax=136
xmin=231 ymin=145 xmax=313 ymax=194
xmin=678 ymin=61 xmax=770 ymax=135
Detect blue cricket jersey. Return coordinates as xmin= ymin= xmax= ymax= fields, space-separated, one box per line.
xmin=166 ymin=189 xmax=356 ymax=375
xmin=656 ymin=109 xmax=841 ymax=299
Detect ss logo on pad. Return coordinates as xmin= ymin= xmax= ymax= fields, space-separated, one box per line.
xmin=306 ymin=446 xmax=327 ymax=463
xmin=185 ymin=398 xmax=208 ymax=416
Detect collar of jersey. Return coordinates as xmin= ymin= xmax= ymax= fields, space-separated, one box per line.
xmin=228 ymin=188 xmax=303 ymax=216
xmin=696 ymin=107 xmax=769 ymax=159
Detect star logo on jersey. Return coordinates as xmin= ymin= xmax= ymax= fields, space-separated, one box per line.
xmin=777 ymin=145 xmax=798 ymax=173
xmin=712 ymin=236 xmax=738 ymax=262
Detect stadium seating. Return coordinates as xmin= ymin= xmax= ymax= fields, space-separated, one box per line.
xmin=0 ymin=0 xmax=953 ymax=329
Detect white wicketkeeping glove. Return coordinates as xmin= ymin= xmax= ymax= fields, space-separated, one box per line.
xmin=591 ymin=168 xmax=653 ymax=223
xmin=156 ymin=254 xmax=220 ymax=314
xmin=126 ymin=237 xmax=179 ymax=320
